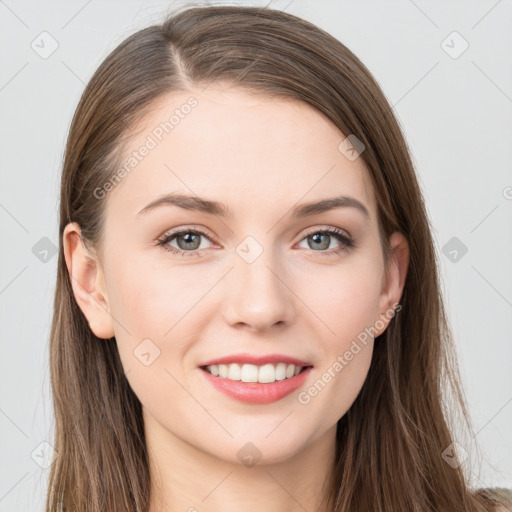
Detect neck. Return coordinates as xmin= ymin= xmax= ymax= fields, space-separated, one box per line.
xmin=145 ymin=411 xmax=337 ymax=512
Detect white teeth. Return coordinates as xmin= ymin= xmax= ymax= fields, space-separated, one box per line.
xmin=218 ymin=364 xmax=228 ymax=378
xmin=240 ymin=363 xmax=258 ymax=382
xmin=228 ymin=363 xmax=241 ymax=380
xmin=258 ymin=363 xmax=275 ymax=383
xmin=275 ymin=362 xmax=287 ymax=380
xmin=205 ymin=362 xmax=306 ymax=383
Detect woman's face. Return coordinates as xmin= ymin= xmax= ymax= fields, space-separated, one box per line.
xmin=65 ymin=84 xmax=407 ymax=466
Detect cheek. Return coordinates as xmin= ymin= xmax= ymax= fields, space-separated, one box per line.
xmin=105 ymin=256 xmax=200 ymax=412
xmin=299 ymin=256 xmax=383 ymax=342
xmin=105 ymin=252 xmax=216 ymax=386
xmin=298 ymin=259 xmax=381 ymax=421
xmin=294 ymin=257 xmax=381 ymax=409
xmin=299 ymin=283 xmax=377 ymax=428
xmin=107 ymin=251 xmax=208 ymax=337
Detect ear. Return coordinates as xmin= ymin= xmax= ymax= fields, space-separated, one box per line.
xmin=375 ymin=231 xmax=409 ymax=336
xmin=62 ymin=222 xmax=115 ymax=339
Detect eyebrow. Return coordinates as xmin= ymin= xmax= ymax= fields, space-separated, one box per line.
xmin=137 ymin=192 xmax=370 ymax=219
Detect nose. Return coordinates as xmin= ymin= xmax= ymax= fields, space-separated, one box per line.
xmin=221 ymin=248 xmax=296 ymax=332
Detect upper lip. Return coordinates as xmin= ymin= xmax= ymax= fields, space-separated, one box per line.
xmin=199 ymin=353 xmax=313 ymax=367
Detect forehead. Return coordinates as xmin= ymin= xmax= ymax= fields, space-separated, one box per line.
xmin=104 ymin=85 xmax=377 ymax=224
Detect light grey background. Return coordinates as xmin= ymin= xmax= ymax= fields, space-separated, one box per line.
xmin=1 ymin=0 xmax=511 ymax=510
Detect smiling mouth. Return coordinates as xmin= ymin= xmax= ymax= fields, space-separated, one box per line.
xmin=199 ymin=363 xmax=313 ymax=404
xmin=200 ymin=362 xmax=312 ymax=384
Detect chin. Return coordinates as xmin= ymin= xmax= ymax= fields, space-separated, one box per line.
xmin=209 ymin=430 xmax=312 ymax=468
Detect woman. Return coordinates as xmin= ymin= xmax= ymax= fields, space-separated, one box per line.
xmin=48 ymin=4 xmax=511 ymax=511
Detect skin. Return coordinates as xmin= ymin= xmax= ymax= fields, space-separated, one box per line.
xmin=63 ymin=84 xmax=409 ymax=512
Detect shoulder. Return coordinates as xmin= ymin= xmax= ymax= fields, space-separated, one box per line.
xmin=474 ymin=487 xmax=512 ymax=511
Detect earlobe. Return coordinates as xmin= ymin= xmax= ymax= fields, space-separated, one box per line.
xmin=376 ymin=231 xmax=410 ymax=336
xmin=63 ymin=222 xmax=115 ymax=339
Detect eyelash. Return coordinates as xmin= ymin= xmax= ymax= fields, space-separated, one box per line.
xmin=155 ymin=226 xmax=355 ymax=258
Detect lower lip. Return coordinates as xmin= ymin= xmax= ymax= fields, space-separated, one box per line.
xmin=199 ymin=366 xmax=313 ymax=404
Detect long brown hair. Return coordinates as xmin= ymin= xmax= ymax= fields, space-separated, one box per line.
xmin=48 ymin=4 xmax=507 ymax=511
